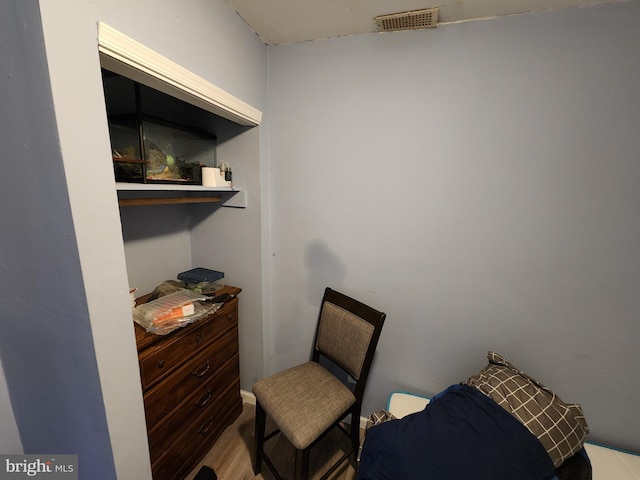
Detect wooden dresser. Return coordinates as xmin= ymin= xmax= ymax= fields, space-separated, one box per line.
xmin=134 ymin=285 xmax=243 ymax=480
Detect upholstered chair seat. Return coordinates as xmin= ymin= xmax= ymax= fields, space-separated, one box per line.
xmin=253 ymin=361 xmax=355 ymax=450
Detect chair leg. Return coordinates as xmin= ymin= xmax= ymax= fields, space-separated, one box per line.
xmin=350 ymin=412 xmax=361 ymax=468
xmin=254 ymin=401 xmax=266 ymax=475
xmin=294 ymin=447 xmax=310 ymax=480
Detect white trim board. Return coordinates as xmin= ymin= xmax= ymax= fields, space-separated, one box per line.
xmin=97 ymin=22 xmax=262 ymax=127
xmin=240 ymin=389 xmax=257 ymax=405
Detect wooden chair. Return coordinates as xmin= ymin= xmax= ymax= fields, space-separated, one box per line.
xmin=252 ymin=287 xmax=386 ymax=480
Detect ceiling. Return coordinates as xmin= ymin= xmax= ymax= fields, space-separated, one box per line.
xmin=225 ymin=0 xmax=627 ymax=45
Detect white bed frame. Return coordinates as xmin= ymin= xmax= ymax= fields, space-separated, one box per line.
xmin=387 ymin=391 xmax=640 ymax=480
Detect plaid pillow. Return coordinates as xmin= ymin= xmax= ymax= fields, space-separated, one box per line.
xmin=465 ymin=352 xmax=589 ymax=467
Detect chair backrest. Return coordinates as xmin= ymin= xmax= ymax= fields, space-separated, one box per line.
xmin=312 ymin=288 xmax=386 ymax=400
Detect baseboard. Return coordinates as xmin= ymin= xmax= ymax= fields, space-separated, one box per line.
xmin=240 ymin=389 xmax=368 ymax=429
xmin=359 ymin=414 xmax=368 ymax=430
xmin=241 ymin=388 xmax=256 ymax=405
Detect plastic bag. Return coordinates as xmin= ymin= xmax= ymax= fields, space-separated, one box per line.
xmin=133 ymin=289 xmax=216 ymax=335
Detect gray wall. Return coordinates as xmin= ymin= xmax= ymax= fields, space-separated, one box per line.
xmin=266 ymin=2 xmax=640 ymax=451
xmin=0 ymin=0 xmax=267 ymax=476
xmin=0 ymin=1 xmax=122 ymax=475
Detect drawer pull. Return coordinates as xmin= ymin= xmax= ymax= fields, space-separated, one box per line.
xmin=157 ymin=359 xmax=165 ymax=369
xmin=194 ymin=332 xmax=204 ymax=345
xmin=192 ymin=360 xmax=211 ymax=377
xmin=196 ymin=389 xmax=213 ymax=407
xmin=198 ymin=416 xmax=214 ymax=435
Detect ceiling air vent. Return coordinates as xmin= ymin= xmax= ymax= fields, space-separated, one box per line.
xmin=375 ymin=8 xmax=439 ymax=32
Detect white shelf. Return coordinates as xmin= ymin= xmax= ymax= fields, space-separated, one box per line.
xmin=116 ymin=182 xmax=237 ymax=192
xmin=116 ymin=183 xmax=246 ymax=207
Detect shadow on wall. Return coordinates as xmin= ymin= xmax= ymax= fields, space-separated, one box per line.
xmin=304 ymin=239 xmax=348 ymax=305
xmin=120 ymin=204 xmax=196 ymax=241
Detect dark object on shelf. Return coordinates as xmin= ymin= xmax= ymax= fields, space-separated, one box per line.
xmin=109 ymin=115 xmax=145 ymax=182
xmin=193 ymin=465 xmax=217 ymax=480
xmin=103 ymin=70 xmax=216 ymax=184
xmin=141 ymin=117 xmax=212 ymax=184
xmin=177 ymin=267 xmax=225 ymax=283
xmin=203 ymin=292 xmax=233 ymax=304
xmin=108 ymin=115 xmax=214 ymax=184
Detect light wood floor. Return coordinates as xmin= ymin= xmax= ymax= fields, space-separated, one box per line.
xmin=184 ymin=402 xmax=358 ymax=480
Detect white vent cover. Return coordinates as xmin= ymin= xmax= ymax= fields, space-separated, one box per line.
xmin=375 ymin=8 xmax=439 ymax=32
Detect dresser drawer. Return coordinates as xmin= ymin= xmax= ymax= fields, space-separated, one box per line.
xmin=143 ymin=326 xmax=238 ymax=429
xmin=151 ymin=378 xmax=242 ymax=480
xmin=138 ymin=301 xmax=238 ymax=390
xmin=148 ymin=354 xmax=240 ymax=460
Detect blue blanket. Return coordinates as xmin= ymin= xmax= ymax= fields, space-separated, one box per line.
xmin=358 ymin=384 xmax=556 ymax=480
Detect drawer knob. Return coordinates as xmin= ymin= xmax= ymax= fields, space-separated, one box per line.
xmin=194 ymin=332 xmax=204 ymax=345
xmin=192 ymin=360 xmax=211 ymax=378
xmin=196 ymin=389 xmax=213 ymax=407
xmin=198 ymin=416 xmax=214 ymax=435
xmin=157 ymin=359 xmax=165 ymax=369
